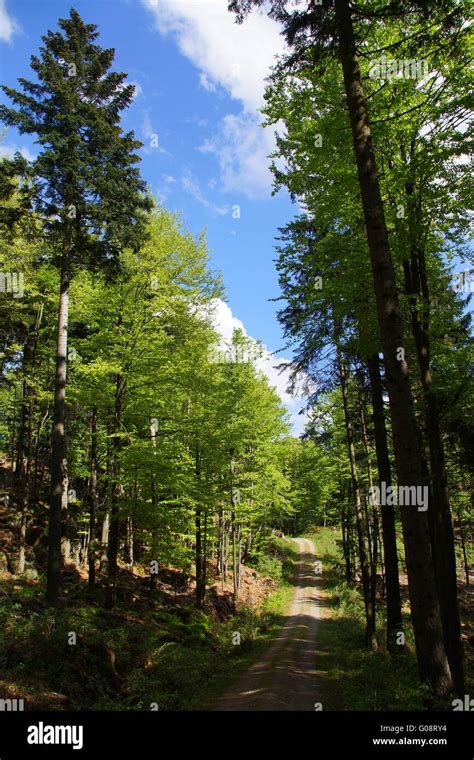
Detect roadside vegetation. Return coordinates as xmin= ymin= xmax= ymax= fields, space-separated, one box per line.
xmin=0 ymin=537 xmax=297 ymax=710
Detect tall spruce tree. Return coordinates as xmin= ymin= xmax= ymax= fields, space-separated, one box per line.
xmin=0 ymin=8 xmax=151 ymax=606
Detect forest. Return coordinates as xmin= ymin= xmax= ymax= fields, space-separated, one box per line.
xmin=0 ymin=0 xmax=472 ymax=718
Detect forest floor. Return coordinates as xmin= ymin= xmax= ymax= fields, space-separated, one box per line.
xmin=0 ymin=496 xmax=472 ymax=711
xmin=0 ymin=517 xmax=298 ymax=710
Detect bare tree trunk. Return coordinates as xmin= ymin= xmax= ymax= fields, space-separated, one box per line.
xmin=100 ymin=512 xmax=110 ymax=571
xmin=341 ymin=501 xmax=352 ymax=584
xmin=47 ymin=240 xmax=70 ymax=605
xmin=126 ymin=516 xmax=134 ymax=570
xmin=100 ymin=433 xmax=113 ymax=572
xmin=217 ymin=509 xmax=224 ymax=575
xmin=17 ymin=328 xmax=36 ymax=575
xmin=127 ymin=471 xmax=137 ymax=572
xmin=223 ymin=517 xmax=229 ymax=584
xmin=230 ymin=450 xmax=239 ymax=601
xmin=10 ymin=382 xmax=17 ymax=475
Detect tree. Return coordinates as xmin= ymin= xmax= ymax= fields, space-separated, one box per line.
xmin=0 ymin=8 xmax=151 ymax=605
xmin=228 ymin=0 xmax=471 ymax=696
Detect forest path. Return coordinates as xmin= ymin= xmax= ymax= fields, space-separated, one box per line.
xmin=215 ymin=537 xmax=325 ymax=711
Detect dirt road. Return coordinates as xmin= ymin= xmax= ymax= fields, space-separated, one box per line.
xmin=215 ymin=537 xmax=325 ymax=711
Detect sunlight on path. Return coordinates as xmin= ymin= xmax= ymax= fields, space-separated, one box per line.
xmin=215 ymin=537 xmax=325 ymax=711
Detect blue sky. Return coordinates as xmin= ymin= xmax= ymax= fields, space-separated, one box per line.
xmin=1 ymin=1 xmax=470 ymax=432
xmin=0 ymin=0 xmax=311 ymax=430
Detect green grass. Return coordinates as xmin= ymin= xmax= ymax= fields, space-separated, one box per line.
xmin=305 ymin=527 xmax=443 ymax=711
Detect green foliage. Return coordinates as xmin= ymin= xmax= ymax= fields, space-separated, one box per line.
xmin=306 ymin=529 xmax=438 ymax=710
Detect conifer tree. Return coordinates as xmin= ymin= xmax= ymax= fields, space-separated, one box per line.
xmin=0 ymin=8 xmax=151 ymax=605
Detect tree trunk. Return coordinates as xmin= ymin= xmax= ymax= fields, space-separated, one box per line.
xmin=403 ymin=238 xmax=465 ymax=694
xmin=100 ymin=511 xmax=110 ymax=571
xmin=17 ymin=331 xmax=36 ymax=574
xmin=341 ymin=501 xmax=352 ymax=584
xmin=334 ymin=0 xmax=452 ymax=696
xmin=100 ymin=432 xmax=113 ymax=572
xmin=105 ymin=374 xmax=124 ymax=610
xmin=149 ymin=422 xmax=159 ymax=594
xmin=47 ymin=241 xmax=70 ymax=605
xmin=338 ymin=353 xmax=377 ymax=650
xmin=195 ymin=449 xmax=205 ymax=607
xmin=458 ymin=510 xmax=469 ymax=586
xmin=217 ymin=509 xmax=224 ymax=576
xmin=88 ymin=405 xmax=98 ymax=587
xmin=359 ymin=396 xmax=379 ymax=649
xmin=203 ymin=509 xmax=208 ymax=590
xmin=195 ymin=508 xmax=204 ymax=605
xmin=367 ymin=354 xmax=403 ymax=651
xmin=10 ymin=382 xmax=17 ymax=474
xmin=223 ymin=517 xmax=229 ymax=584
xmin=126 ymin=516 xmax=134 ymax=570
xmin=230 ymin=450 xmax=239 ymax=601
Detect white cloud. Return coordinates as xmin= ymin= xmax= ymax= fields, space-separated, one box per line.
xmin=143 ymin=0 xmax=284 ymax=113
xmin=129 ymin=81 xmax=144 ymax=100
xmin=163 ymin=174 xmax=176 ymax=183
xmin=0 ymin=0 xmax=19 ymax=42
xmin=200 ymin=112 xmax=275 ymax=198
xmin=182 ymin=172 xmax=228 ymax=215
xmin=142 ymin=0 xmax=285 ymax=198
xmin=210 ymin=299 xmax=309 ymax=434
xmin=0 ymin=143 xmax=35 ymax=162
xmin=142 ymin=112 xmax=154 ymax=139
xmin=199 ymin=72 xmax=217 ymax=92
